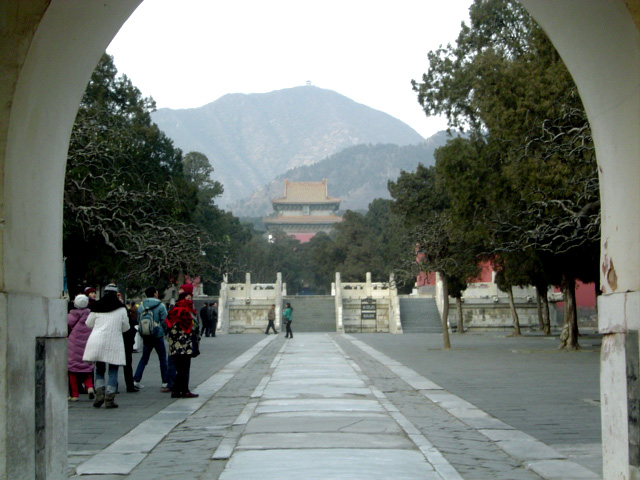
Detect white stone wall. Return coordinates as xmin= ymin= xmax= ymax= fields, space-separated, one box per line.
xmin=218 ymin=273 xmax=283 ymax=334
xmin=335 ymin=273 xmax=401 ymax=334
xmin=342 ymin=298 xmax=391 ymax=333
xmin=447 ymin=303 xmax=543 ymax=330
xmin=228 ymin=303 xmax=274 ymax=333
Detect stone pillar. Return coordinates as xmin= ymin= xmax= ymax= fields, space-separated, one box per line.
xmin=219 ymin=279 xmax=229 ymax=335
xmin=245 ymin=272 xmax=252 ymax=302
xmin=366 ymin=272 xmax=373 ymax=298
xmin=599 ymin=292 xmax=640 ymax=477
xmin=335 ymin=272 xmax=344 ymax=333
xmin=275 ymin=273 xmax=283 ymax=330
xmin=389 ymin=274 xmax=402 ymax=334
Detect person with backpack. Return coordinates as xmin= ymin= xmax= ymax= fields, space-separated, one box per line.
xmin=133 ymin=286 xmax=170 ymax=392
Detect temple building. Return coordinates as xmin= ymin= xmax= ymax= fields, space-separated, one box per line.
xmin=263 ymin=179 xmax=343 ymax=243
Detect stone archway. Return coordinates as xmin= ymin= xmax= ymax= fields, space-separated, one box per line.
xmin=0 ymin=1 xmax=638 ymax=478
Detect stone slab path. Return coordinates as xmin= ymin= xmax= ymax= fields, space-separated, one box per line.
xmin=69 ymin=333 xmax=601 ymax=480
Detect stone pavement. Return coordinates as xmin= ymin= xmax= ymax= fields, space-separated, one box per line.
xmin=68 ymin=332 xmax=602 ymax=479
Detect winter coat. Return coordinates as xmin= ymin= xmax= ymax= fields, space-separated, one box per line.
xmin=83 ymin=307 xmax=130 ymax=365
xmin=67 ymin=307 xmax=94 ymax=373
xmin=165 ymin=297 xmax=196 ymax=356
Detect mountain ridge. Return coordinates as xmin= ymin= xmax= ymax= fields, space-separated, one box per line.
xmin=151 ymin=86 xmax=425 ymax=206
xmin=231 ymin=131 xmax=451 ymax=218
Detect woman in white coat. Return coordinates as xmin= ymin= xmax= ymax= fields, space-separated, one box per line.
xmin=83 ymin=284 xmax=130 ymax=408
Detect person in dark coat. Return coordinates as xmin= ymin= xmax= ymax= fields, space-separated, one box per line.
xmin=200 ymin=302 xmax=212 ymax=337
xmin=209 ymin=301 xmax=218 ymax=337
xmin=119 ymin=292 xmax=139 ymax=393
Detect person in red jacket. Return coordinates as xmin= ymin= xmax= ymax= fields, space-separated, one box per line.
xmin=164 ymin=284 xmax=199 ymax=399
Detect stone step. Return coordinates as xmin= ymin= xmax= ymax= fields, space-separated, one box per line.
xmin=399 ymin=297 xmax=442 ymax=333
xmin=284 ymin=296 xmax=336 ymax=332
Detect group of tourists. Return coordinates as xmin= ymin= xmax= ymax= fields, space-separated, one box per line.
xmin=199 ymin=301 xmax=218 ymax=337
xmin=67 ymin=283 xmax=208 ymax=408
xmin=67 ymin=288 xmax=293 ymax=409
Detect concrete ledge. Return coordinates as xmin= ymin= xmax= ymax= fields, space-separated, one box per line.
xmin=525 ymin=459 xmax=601 ymax=479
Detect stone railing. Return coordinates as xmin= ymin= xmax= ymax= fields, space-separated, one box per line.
xmin=218 ymin=271 xmax=402 ymax=334
xmin=218 ymin=273 xmax=285 ymax=333
xmin=334 ymin=272 xmax=402 ymax=334
xmin=434 ymin=273 xmax=551 ymax=331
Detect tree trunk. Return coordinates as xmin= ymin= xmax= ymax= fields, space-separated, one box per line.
xmin=541 ymin=292 xmax=551 ymax=335
xmin=440 ymin=273 xmax=451 ymax=349
xmin=456 ymin=297 xmax=465 ymax=333
xmin=507 ymin=285 xmax=521 ymax=336
xmin=536 ymin=291 xmax=544 ymax=330
xmin=559 ymin=277 xmax=580 ymax=350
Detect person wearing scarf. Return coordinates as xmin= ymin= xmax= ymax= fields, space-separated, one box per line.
xmin=83 ymin=284 xmax=130 ymax=408
xmin=164 ymin=284 xmax=199 ymax=398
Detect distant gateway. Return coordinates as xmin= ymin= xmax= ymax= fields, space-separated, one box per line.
xmin=263 ymin=179 xmax=343 ymax=243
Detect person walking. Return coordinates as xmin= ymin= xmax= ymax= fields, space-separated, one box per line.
xmin=67 ymin=294 xmax=95 ymax=401
xmin=283 ymin=302 xmax=293 ymax=338
xmin=200 ymin=302 xmax=212 ymax=337
xmin=119 ymin=292 xmax=139 ymax=393
xmin=133 ymin=287 xmax=170 ymax=392
xmin=265 ymin=304 xmax=278 ymax=334
xmin=83 ymin=284 xmax=130 ymax=408
xmin=164 ymin=284 xmax=199 ymax=398
xmin=129 ymin=301 xmax=142 ymax=352
xmin=209 ymin=302 xmax=218 ymax=337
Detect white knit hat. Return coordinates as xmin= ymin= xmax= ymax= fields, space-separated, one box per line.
xmin=74 ymin=294 xmax=89 ymax=309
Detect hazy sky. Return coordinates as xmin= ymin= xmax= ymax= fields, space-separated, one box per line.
xmin=107 ymin=0 xmax=472 ymax=139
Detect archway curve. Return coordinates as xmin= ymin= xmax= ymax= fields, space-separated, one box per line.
xmin=0 ymin=1 xmax=638 ymax=478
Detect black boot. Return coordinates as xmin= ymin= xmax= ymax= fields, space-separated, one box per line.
xmin=105 ymin=392 xmax=119 ymax=409
xmin=93 ymin=387 xmax=105 ymax=408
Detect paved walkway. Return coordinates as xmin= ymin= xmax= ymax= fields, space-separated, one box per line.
xmin=68 ymin=332 xmax=602 ymax=479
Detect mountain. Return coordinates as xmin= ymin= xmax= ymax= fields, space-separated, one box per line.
xmin=230 ymin=131 xmax=452 ymax=218
xmin=151 ymin=86 xmax=424 ymax=206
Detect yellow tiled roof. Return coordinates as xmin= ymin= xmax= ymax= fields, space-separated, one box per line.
xmin=263 ymin=215 xmax=343 ymax=225
xmin=272 ymin=179 xmax=341 ymax=205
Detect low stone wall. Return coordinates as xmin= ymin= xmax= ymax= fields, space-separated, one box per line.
xmin=342 ymin=298 xmax=391 ymax=333
xmin=334 ymin=272 xmax=401 ymax=334
xmin=219 ymin=273 xmax=283 ymax=334
xmin=446 ymin=300 xmax=595 ymax=332
xmin=447 ymin=302 xmax=543 ymax=331
xmin=227 ymin=302 xmax=274 ymax=334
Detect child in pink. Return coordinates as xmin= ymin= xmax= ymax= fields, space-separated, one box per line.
xmin=68 ymin=294 xmax=95 ymax=401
